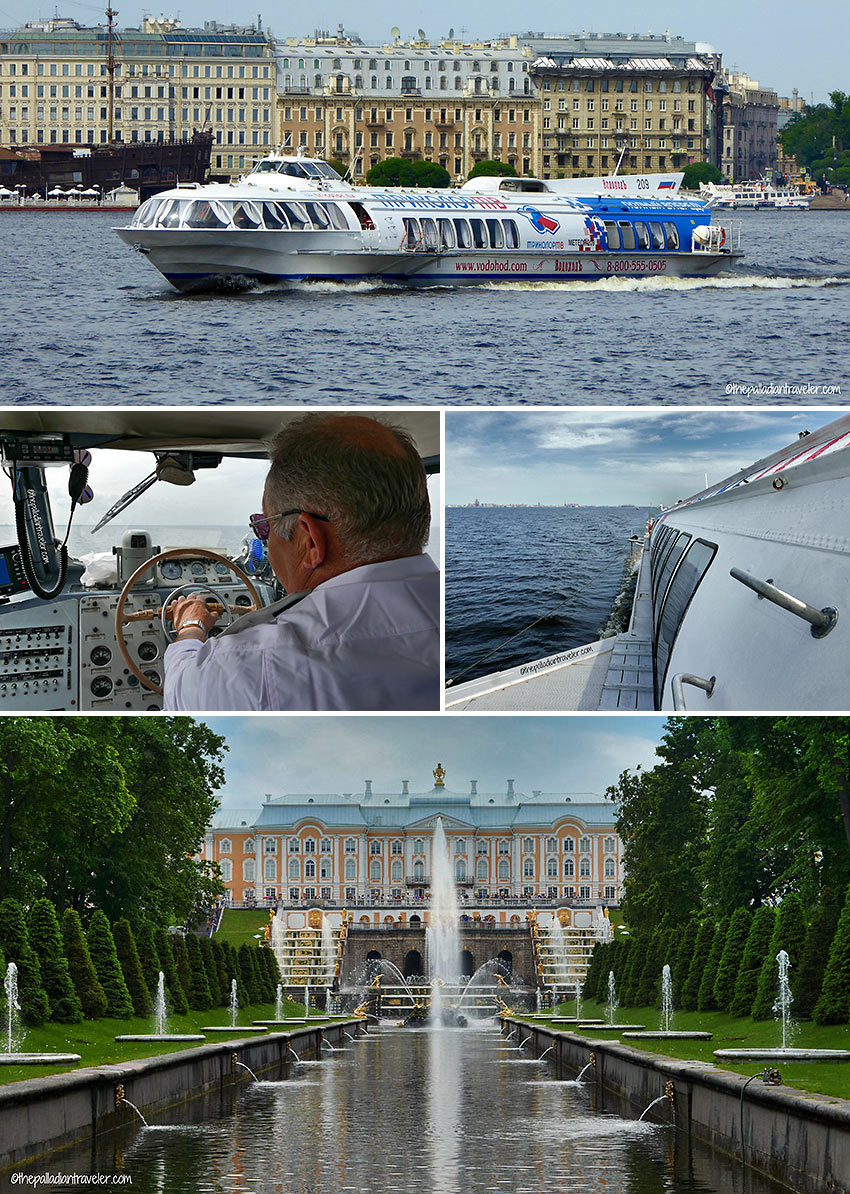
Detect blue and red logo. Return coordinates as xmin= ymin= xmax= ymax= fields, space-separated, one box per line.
xmin=517 ymin=205 xmax=560 ymax=234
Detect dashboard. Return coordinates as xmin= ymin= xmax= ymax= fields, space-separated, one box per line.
xmin=0 ymin=554 xmax=276 ymax=711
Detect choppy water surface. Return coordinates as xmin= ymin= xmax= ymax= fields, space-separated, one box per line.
xmin=15 ymin=1026 xmax=787 ymax=1192
xmin=446 ymin=506 xmax=652 ymax=685
xmin=1 ymin=208 xmax=848 ymax=403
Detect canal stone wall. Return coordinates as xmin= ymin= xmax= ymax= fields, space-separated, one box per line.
xmin=0 ymin=1019 xmax=363 ymax=1172
xmin=342 ymin=925 xmax=535 ymax=985
xmin=506 ymin=1018 xmax=850 ymax=1194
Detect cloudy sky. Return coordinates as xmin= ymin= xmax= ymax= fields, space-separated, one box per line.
xmin=446 ymin=408 xmax=833 ymax=507
xmin=201 ymin=714 xmax=666 ymax=809
xmin=5 ymin=0 xmax=844 ymax=103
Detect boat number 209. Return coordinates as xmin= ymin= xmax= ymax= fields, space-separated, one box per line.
xmin=606 ymin=258 xmax=668 ymax=273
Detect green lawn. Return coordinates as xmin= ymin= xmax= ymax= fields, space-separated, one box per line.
xmin=215 ymin=909 xmax=273 ymax=949
xmin=0 ymin=996 xmax=333 ymax=1087
xmin=533 ymin=998 xmax=850 ymax=1100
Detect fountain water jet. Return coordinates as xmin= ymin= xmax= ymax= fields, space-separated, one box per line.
xmin=427 ymin=817 xmax=461 ymax=1028
xmin=623 ymin=964 xmax=712 ymax=1042
xmin=116 ymin=968 xmax=206 ymax=1044
xmin=0 ymin=961 xmax=82 ymax=1065
xmin=606 ymin=972 xmax=618 ymax=1026
xmin=202 ymin=976 xmax=267 ymax=1034
xmin=661 ymin=964 xmax=673 ymax=1033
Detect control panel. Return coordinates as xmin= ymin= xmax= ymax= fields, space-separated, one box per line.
xmin=0 ymin=603 xmax=77 ymax=710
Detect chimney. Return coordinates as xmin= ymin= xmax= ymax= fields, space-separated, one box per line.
xmin=402 ymin=779 xmax=409 ymax=796
xmin=506 ymin=779 xmax=515 ymax=800
xmin=470 ymin=780 xmax=478 ymax=795
xmin=364 ymin=780 xmax=372 ymax=798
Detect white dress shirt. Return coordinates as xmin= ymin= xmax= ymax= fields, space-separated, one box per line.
xmin=163 ymin=554 xmax=440 ymax=711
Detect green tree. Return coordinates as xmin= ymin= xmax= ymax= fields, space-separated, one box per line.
xmin=467 ymin=159 xmax=518 ymax=179
xmin=682 ymin=920 xmax=714 ymax=1011
xmin=211 ymin=939 xmax=230 ymax=1007
xmin=62 ymin=908 xmax=107 ymax=1020
xmin=237 ymin=944 xmax=261 ymax=1004
xmin=682 ymin=161 xmax=722 ymax=188
xmin=184 ymin=933 xmax=213 ymax=1011
xmin=199 ymin=936 xmax=222 ymax=1006
xmin=0 ymin=897 xmax=50 ymax=1025
xmin=713 ymin=908 xmax=752 ymax=1011
xmin=28 ymin=899 xmax=82 ymax=1023
xmin=86 ymin=910 xmax=133 ymax=1019
xmin=113 ymin=919 xmax=152 ymax=1017
xmin=814 ymin=882 xmax=850 ymax=1024
xmin=795 ymin=896 xmax=842 ymax=1019
xmin=365 ymin=157 xmax=450 ymax=188
xmin=672 ymin=919 xmax=700 ymax=997
xmin=697 ymin=917 xmax=728 ymax=1011
xmin=752 ymin=893 xmax=807 ymax=1020
xmin=729 ymin=906 xmax=775 ymax=1018
xmin=156 ymin=928 xmax=188 ymax=1016
xmin=135 ymin=922 xmax=163 ymax=1004
xmin=779 ymin=92 xmax=850 ymax=172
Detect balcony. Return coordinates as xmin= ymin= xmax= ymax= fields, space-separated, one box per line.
xmin=405 ymin=875 xmax=430 ymax=887
xmin=401 ymin=148 xmax=421 ymax=160
xmin=364 ymin=115 xmax=386 ymax=127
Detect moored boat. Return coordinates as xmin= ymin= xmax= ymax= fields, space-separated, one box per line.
xmin=115 ymin=150 xmax=742 ymax=291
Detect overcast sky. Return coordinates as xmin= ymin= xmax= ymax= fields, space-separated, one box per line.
xmin=201 ymin=714 xmax=666 ymax=808
xmin=446 ymin=408 xmax=833 ymax=507
xmin=3 ymin=1 xmax=843 ymax=103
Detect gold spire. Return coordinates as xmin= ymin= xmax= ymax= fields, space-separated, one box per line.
xmin=433 ymin=763 xmax=446 ymax=788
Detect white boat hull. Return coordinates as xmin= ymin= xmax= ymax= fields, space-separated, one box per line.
xmin=116 ymin=227 xmax=736 ymax=290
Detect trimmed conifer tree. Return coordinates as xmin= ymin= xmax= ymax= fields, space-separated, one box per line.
xmin=584 ymin=942 xmax=604 ymax=1000
xmin=682 ymin=921 xmax=714 ymax=1012
xmin=135 ymin=922 xmax=163 ymax=1004
xmin=697 ymin=916 xmax=728 ymax=1012
xmin=86 ymin=910 xmax=134 ymax=1019
xmin=170 ymin=934 xmax=194 ymax=1009
xmin=712 ymin=908 xmax=751 ymax=1012
xmin=184 ymin=933 xmax=213 ymax=1011
xmin=814 ymin=884 xmax=850 ymax=1026
xmin=199 ymin=937 xmax=222 ymax=1006
xmin=211 ymin=940 xmax=230 ymax=1007
xmin=264 ymin=942 xmax=282 ymax=989
xmin=62 ymin=908 xmax=107 ymax=1019
xmin=237 ymin=944 xmax=260 ymax=1004
xmin=113 ymin=919 xmax=153 ymax=1017
xmin=730 ymin=906 xmax=775 ymax=1017
xmin=0 ymin=897 xmax=50 ymax=1025
xmin=752 ymin=894 xmax=807 ymax=1021
xmin=635 ymin=927 xmax=666 ymax=1006
xmin=155 ymin=927 xmax=188 ymax=1016
xmin=257 ymin=947 xmax=276 ymax=1001
xmin=620 ymin=930 xmax=647 ymax=1005
xmin=28 ymin=899 xmax=83 ymax=1023
xmin=673 ymin=919 xmax=700 ymax=998
xmin=795 ymin=899 xmax=842 ymax=1020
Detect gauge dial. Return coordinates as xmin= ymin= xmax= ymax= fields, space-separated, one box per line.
xmin=215 ymin=562 xmax=229 ymax=575
xmin=160 ymin=561 xmax=183 ymax=580
xmin=190 ymin=562 xmax=206 ymax=576
xmin=235 ymin=594 xmax=252 ymax=607
xmin=90 ymin=645 xmax=112 ymax=668
xmin=90 ymin=675 xmax=113 ymax=698
xmin=138 ymin=640 xmax=159 ymax=662
xmin=144 ymin=670 xmax=162 ymax=687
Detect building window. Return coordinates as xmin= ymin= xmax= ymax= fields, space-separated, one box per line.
xmin=498 ymin=859 xmax=510 ymax=880
xmin=477 ymin=840 xmax=488 ymax=854
xmin=244 ymin=838 xmax=254 ymax=854
xmin=391 ymin=858 xmax=403 ymax=881
xmin=391 ymin=840 xmax=403 ymax=855
xmin=455 ymin=838 xmax=466 ymax=855
xmin=304 ymin=838 xmax=316 ymax=854
xmin=344 ymin=858 xmax=356 ymax=880
xmin=288 ymin=858 xmax=299 ymax=880
xmin=579 ymin=886 xmax=591 ymax=900
xmin=605 ymin=886 xmax=617 ymax=900
xmin=220 ymin=859 xmax=232 ymax=882
xmin=320 ymin=859 xmax=332 ymax=880
xmin=244 ymin=860 xmax=255 ymax=882
xmin=219 ymin=838 xmax=232 ymax=854
xmin=498 ymin=840 xmax=510 ymax=855
xmin=370 ymin=840 xmax=382 ymax=855
xmin=369 ymin=859 xmax=381 ymax=881
xmin=579 ymin=859 xmax=591 ymax=878
xmin=264 ymin=838 xmax=276 ymax=853
xmin=545 ymin=837 xmax=557 ymax=853
xmin=264 ymin=858 xmax=276 ymax=880
xmin=476 ymin=859 xmax=488 ymax=880
xmin=320 ymin=838 xmax=332 ymax=853
xmin=456 ymin=859 xmax=467 ymax=881
xmin=521 ymin=837 xmax=534 ymax=853
xmin=579 ymin=837 xmax=591 ymax=853
xmin=564 ymin=859 xmax=574 ymax=878
xmin=289 ymin=839 xmax=300 ymax=853
xmin=546 ymin=858 xmax=558 ymax=878
xmin=305 ymin=859 xmax=316 ymax=879
xmin=523 ymin=858 xmax=534 ymax=879
xmin=414 ymin=860 xmax=425 ymax=881
xmin=413 ymin=838 xmax=424 ymax=854
xmin=563 ymin=837 xmax=575 ymax=853
xmin=344 ymin=838 xmax=356 ymax=853
xmin=604 ymin=837 xmax=616 ymax=853
xmin=604 ymin=858 xmax=616 ymax=878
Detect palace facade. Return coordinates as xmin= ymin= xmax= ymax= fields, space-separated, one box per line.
xmin=203 ymin=767 xmax=623 ymax=913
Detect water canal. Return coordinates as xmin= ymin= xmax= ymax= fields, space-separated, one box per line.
xmin=17 ymin=1024 xmax=790 ymax=1193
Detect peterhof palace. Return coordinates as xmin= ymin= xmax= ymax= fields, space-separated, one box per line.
xmin=203 ymin=766 xmax=623 ymax=925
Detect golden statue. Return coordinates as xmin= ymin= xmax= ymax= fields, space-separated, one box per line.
xmin=433 ymin=763 xmax=446 ymax=787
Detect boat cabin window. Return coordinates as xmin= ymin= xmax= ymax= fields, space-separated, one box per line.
xmin=654 ymin=538 xmax=718 ymax=701
xmin=653 ymin=531 xmax=691 ymax=617
xmin=633 ymin=221 xmax=650 ymax=250
xmin=184 ymin=200 xmax=230 ymax=229
xmin=470 ymin=218 xmax=488 ymax=249
xmin=253 ymin=161 xmax=279 ymax=173
xmin=438 ymin=218 xmax=456 ymax=249
xmin=261 ymin=201 xmax=288 ymax=229
xmin=230 ymin=201 xmax=262 ymax=230
xmin=486 ymin=218 xmax=504 ymax=248
xmin=648 ymin=220 xmax=665 ymax=249
xmin=603 ymin=221 xmax=620 ymax=249
xmin=421 ymin=217 xmax=439 ymax=250
xmin=154 ymin=199 xmax=184 ymax=229
xmin=132 ymin=196 xmax=162 ymax=227
xmin=402 ymin=217 xmax=421 ymax=249
xmin=504 ymin=219 xmax=520 ymax=248
xmin=663 ymin=221 xmax=679 ymax=249
xmin=279 ymin=200 xmax=310 ymax=229
xmin=453 ymin=219 xmax=472 ymax=248
xmin=304 ymin=201 xmax=330 ymax=229
xmin=618 ymin=221 xmax=636 ymax=250
xmin=325 ymin=203 xmax=350 ymax=230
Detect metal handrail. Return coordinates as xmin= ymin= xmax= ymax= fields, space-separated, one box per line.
xmin=729 ymin=568 xmax=838 ymax=638
xmin=671 ymin=672 xmax=716 ymax=711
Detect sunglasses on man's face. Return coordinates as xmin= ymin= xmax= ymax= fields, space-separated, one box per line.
xmin=248 ymin=510 xmax=330 ymax=541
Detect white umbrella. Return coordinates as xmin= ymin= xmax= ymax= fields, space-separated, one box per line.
xmin=0 ymin=186 xmax=13 ymax=197
xmin=48 ymin=186 xmax=66 ymax=196
xmin=82 ymin=187 xmax=99 ymax=196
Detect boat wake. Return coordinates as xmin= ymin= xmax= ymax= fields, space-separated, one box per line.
xmin=483 ymin=273 xmax=847 ymax=294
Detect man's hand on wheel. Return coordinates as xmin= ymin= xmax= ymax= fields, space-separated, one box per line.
xmin=166 ymin=594 xmax=221 ymax=641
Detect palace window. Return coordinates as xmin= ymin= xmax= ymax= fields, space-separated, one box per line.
xmin=456 ymin=859 xmax=467 ymax=881
xmin=546 ymin=858 xmax=558 ymax=878
xmin=320 ymin=859 xmax=332 ymax=880
xmin=244 ymin=860 xmax=255 ymax=882
xmin=369 ymin=859 xmax=381 ymax=881
xmin=220 ymin=859 xmax=232 ymax=881
xmin=391 ymin=840 xmax=403 ymax=855
xmin=320 ymin=838 xmax=332 ymax=853
xmin=304 ymin=838 xmax=316 ymax=854
xmin=414 ymin=860 xmax=425 ymax=881
xmin=498 ymin=859 xmax=510 ymax=880
xmin=523 ymin=859 xmax=535 ymax=879
xmin=344 ymin=838 xmax=356 ymax=853
xmin=605 ymin=886 xmax=617 ymax=900
xmin=563 ymin=836 xmax=575 ymax=852
xmin=264 ymin=838 xmax=277 ymax=853
xmin=579 ymin=837 xmax=591 ymax=853
xmin=476 ymin=859 xmax=488 ymax=880
xmin=579 ymin=886 xmax=591 ymax=900
xmin=219 ymin=838 xmax=232 ymax=854
xmin=498 ymin=840 xmax=510 ymax=855
xmin=305 ymin=859 xmax=315 ymax=879
xmin=477 ymin=840 xmax=488 ymax=854
xmin=344 ymin=858 xmax=356 ymax=879
xmin=289 ymin=839 xmax=300 ymax=853
xmin=264 ymin=858 xmax=276 ymax=880
xmin=604 ymin=859 xmax=616 ymax=878
xmin=545 ymin=837 xmax=557 ymax=853
xmin=521 ymin=837 xmax=534 ymax=853
xmin=244 ymin=838 xmax=254 ymax=854
xmin=564 ymin=859 xmax=574 ymax=878
xmin=413 ymin=838 xmax=424 ymax=854
xmin=370 ymin=840 xmax=382 ymax=855
xmin=455 ymin=839 xmax=466 ymax=855
xmin=391 ymin=859 xmax=403 ymax=881
xmin=288 ymin=858 xmax=299 ymax=880
xmin=579 ymin=859 xmax=591 ymax=878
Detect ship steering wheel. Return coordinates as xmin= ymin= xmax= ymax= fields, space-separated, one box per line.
xmin=114 ymin=547 xmax=262 ymax=696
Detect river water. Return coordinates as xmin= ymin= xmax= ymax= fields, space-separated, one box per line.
xmin=1 ymin=208 xmax=847 ymax=404
xmin=445 ymin=506 xmax=652 ymax=685
xmin=14 ymin=1025 xmax=787 ymax=1193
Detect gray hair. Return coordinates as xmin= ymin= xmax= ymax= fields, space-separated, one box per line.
xmin=265 ymin=414 xmax=430 ymax=564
